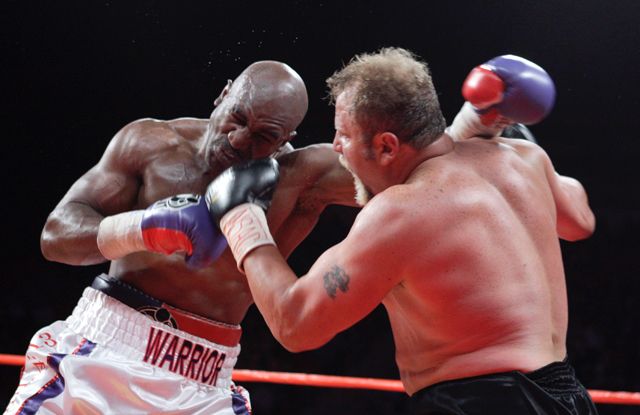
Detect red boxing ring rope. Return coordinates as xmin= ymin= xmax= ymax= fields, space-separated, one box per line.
xmin=1 ymin=354 xmax=638 ymax=406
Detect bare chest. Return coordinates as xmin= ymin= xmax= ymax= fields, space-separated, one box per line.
xmin=138 ymin=150 xmax=216 ymax=207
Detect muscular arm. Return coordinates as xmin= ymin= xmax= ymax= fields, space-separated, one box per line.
xmin=271 ymin=143 xmax=358 ymax=258
xmin=40 ymin=121 xmax=145 ymax=265
xmin=243 ymin=196 xmax=404 ymax=352
xmin=543 ymin=154 xmax=595 ymax=241
xmin=279 ymin=143 xmax=357 ymax=207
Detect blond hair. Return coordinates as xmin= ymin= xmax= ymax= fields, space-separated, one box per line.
xmin=327 ymin=47 xmax=446 ymax=147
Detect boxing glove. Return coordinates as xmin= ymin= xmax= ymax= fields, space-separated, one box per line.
xmin=462 ymin=54 xmax=556 ymax=127
xmin=447 ymin=55 xmax=555 ymax=141
xmin=206 ymin=158 xmax=280 ymax=271
xmin=97 ymin=194 xmax=227 ymax=269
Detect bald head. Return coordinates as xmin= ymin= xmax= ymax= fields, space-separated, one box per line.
xmin=240 ymin=60 xmax=306 ymax=92
xmin=207 ymin=61 xmax=309 ymax=164
xmin=231 ymin=61 xmax=309 ymax=128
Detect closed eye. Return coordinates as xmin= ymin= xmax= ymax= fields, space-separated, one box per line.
xmin=230 ymin=106 xmax=247 ymax=124
xmin=232 ymin=114 xmax=246 ymax=125
xmin=258 ymin=131 xmax=281 ymax=143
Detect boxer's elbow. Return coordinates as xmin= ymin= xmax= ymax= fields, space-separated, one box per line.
xmin=273 ymin=332 xmax=311 ymax=353
xmin=274 ymin=327 xmax=332 ymax=353
xmin=40 ymin=224 xmax=62 ymax=261
xmin=40 ymin=231 xmax=78 ymax=264
xmin=580 ymin=209 xmax=597 ymax=238
xmin=558 ymin=210 xmax=596 ymax=241
xmin=40 ymin=220 xmax=105 ymax=265
xmin=555 ymin=175 xmax=596 ymax=241
xmin=269 ymin=306 xmax=333 ymax=352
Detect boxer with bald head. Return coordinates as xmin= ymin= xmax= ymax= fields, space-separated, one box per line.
xmin=6 ymin=60 xmax=356 ymax=414
xmin=211 ymin=49 xmax=598 ymax=414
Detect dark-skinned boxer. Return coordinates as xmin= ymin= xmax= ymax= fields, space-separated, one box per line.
xmin=6 ymin=61 xmax=356 ymax=415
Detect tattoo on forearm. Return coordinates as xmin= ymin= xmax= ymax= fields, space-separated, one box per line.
xmin=323 ymin=265 xmax=350 ymax=299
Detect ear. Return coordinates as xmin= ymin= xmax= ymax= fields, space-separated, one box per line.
xmin=372 ymin=132 xmax=400 ymax=165
xmin=213 ymin=79 xmax=233 ymax=106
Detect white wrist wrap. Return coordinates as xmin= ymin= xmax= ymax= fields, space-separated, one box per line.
xmin=97 ymin=210 xmax=146 ymax=260
xmin=446 ymin=102 xmax=505 ymax=140
xmin=220 ymin=203 xmax=275 ymax=272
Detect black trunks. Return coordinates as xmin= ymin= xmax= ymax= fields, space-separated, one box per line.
xmin=409 ymin=360 xmax=598 ymax=414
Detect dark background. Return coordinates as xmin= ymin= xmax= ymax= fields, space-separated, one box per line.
xmin=2 ymin=1 xmax=639 ymax=414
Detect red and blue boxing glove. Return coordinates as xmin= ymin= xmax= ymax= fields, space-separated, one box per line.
xmin=462 ymin=54 xmax=556 ymax=127
xmin=448 ymin=54 xmax=555 ymax=140
xmin=97 ymin=194 xmax=227 ymax=269
xmin=141 ymin=194 xmax=228 ymax=268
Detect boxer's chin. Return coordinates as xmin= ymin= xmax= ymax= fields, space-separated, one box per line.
xmin=339 ymin=155 xmax=372 ymax=207
xmin=353 ymin=178 xmax=372 ymax=207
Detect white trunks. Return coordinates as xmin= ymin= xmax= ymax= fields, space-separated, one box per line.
xmin=4 ymin=275 xmax=251 ymax=415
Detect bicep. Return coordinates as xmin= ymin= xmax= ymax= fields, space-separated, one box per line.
xmin=312 ymin=153 xmax=358 ymax=207
xmin=54 ymin=157 xmax=139 ymax=220
xmin=55 ymin=123 xmax=145 ymax=215
xmin=269 ymin=145 xmax=357 ymax=256
xmin=287 ymin=144 xmax=357 ymax=207
xmin=287 ymin=211 xmax=404 ymax=342
xmin=42 ymin=129 xmax=142 ymax=255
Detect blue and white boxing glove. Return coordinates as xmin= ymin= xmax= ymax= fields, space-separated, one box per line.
xmin=97 ymin=194 xmax=227 ymax=269
xmin=448 ymin=55 xmax=555 ymax=140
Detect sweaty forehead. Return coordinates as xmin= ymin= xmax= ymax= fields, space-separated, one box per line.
xmin=229 ymin=87 xmax=303 ymax=132
xmin=335 ymin=87 xmax=356 ymax=111
xmin=335 ymin=91 xmax=361 ymax=130
xmin=334 ymin=89 xmax=357 ymax=126
xmin=237 ymin=78 xmax=296 ymax=106
xmin=259 ymin=88 xmax=306 ymax=122
xmin=234 ymin=67 xmax=296 ymax=95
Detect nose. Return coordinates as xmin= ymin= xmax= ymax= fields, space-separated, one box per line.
xmin=227 ymin=128 xmax=251 ymax=151
xmin=332 ymin=133 xmax=343 ymax=153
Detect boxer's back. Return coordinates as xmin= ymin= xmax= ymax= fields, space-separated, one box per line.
xmin=382 ymin=137 xmax=569 ymax=394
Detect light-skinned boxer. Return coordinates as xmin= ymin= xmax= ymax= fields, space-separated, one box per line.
xmin=209 ymin=48 xmax=598 ymax=414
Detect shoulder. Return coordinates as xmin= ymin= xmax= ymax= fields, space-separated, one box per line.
xmin=96 ymin=118 xmax=187 ymax=171
xmin=109 ymin=118 xmax=168 ymax=148
xmin=495 ymin=136 xmax=550 ymax=162
xmin=352 ymin=186 xmax=425 ymax=238
xmin=117 ymin=117 xmax=204 ymax=141
xmin=337 ymin=188 xmax=426 ymax=275
xmin=118 ymin=117 xmax=167 ymax=136
xmin=493 ymin=137 xmax=560 ymax=183
xmin=167 ymin=117 xmax=208 ymax=140
xmin=111 ymin=117 xmax=205 ymax=152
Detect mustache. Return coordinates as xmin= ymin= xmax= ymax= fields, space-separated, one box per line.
xmin=215 ymin=136 xmax=246 ymax=161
